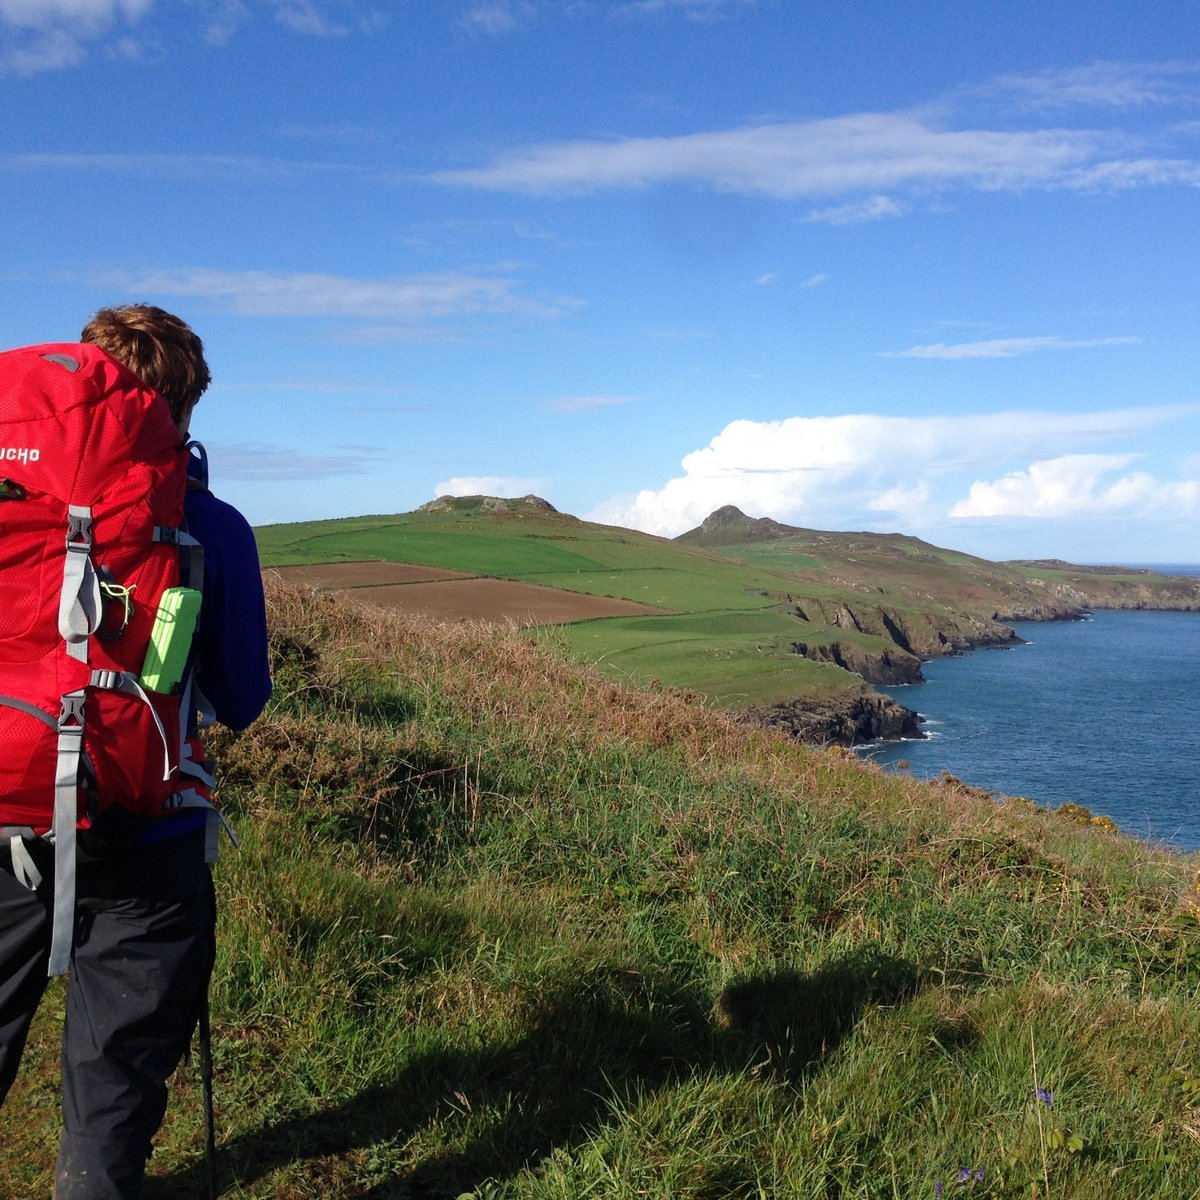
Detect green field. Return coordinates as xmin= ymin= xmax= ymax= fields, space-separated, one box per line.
xmin=254 ymin=498 xmax=1200 ymax=731
xmin=255 ymin=501 xmax=873 ymax=713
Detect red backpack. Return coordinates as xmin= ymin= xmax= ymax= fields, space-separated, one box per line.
xmin=0 ymin=342 xmax=209 ymax=973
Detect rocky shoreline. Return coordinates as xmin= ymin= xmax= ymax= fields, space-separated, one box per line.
xmin=745 ymin=687 xmax=924 ymax=746
xmin=756 ymin=586 xmax=1200 ymax=747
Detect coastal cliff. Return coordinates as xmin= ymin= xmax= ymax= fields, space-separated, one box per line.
xmin=746 ymin=686 xmax=923 ymax=745
xmin=678 ymin=506 xmax=1200 ymax=746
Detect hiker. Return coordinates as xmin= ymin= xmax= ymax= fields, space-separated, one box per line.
xmin=0 ymin=305 xmax=272 ymax=1198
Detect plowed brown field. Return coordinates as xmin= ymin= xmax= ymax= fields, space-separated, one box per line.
xmin=270 ymin=561 xmax=666 ymax=625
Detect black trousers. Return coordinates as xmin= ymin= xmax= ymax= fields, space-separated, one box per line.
xmin=0 ymin=829 xmax=215 ymax=1199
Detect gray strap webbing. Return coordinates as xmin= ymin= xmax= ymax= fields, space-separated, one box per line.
xmin=179 ymin=752 xmax=217 ymax=791
xmin=4 ymin=829 xmax=42 ymax=890
xmin=171 ymin=790 xmax=238 ymax=862
xmin=59 ymin=506 xmax=101 ymax=664
xmin=48 ymin=692 xmax=85 ymax=977
xmin=89 ymin=670 xmax=172 ymax=782
xmin=154 ymin=526 xmax=205 ymax=593
xmin=0 ymin=695 xmax=57 ymax=729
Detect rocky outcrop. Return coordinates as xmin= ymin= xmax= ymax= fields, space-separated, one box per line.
xmin=790 ymin=640 xmax=923 ymax=685
xmin=1018 ymin=574 xmax=1200 ymax=613
xmin=677 ymin=504 xmax=805 ymax=546
xmin=797 ymin=598 xmax=1023 ymax=660
xmin=746 ymin=688 xmax=923 ymax=746
xmin=420 ymin=494 xmax=565 ymax=518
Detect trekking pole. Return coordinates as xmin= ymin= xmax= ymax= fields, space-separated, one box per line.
xmin=199 ymin=991 xmax=218 ymax=1200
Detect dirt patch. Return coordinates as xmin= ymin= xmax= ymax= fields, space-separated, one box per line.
xmin=271 ymin=561 xmax=473 ymax=589
xmin=272 ymin=561 xmax=665 ymax=625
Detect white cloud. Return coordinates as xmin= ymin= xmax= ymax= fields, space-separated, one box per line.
xmin=981 ymin=61 xmax=1200 ymax=113
xmin=587 ymin=407 xmax=1195 ymax=537
xmin=207 ymin=0 xmax=388 ymax=38
xmin=89 ymin=265 xmax=578 ymax=320
xmin=0 ymin=0 xmax=386 ymax=69
xmin=429 ymin=114 xmax=1110 ymax=198
xmin=613 ymin=0 xmax=757 ymax=20
xmin=0 ymin=0 xmax=152 ymax=74
xmin=544 ymin=394 xmax=636 ymax=414
xmin=804 ymin=195 xmax=904 ymax=224
xmin=754 ymin=272 xmax=778 ymax=286
xmin=801 ymin=272 xmax=828 ymax=288
xmin=459 ymin=1 xmax=533 ymax=35
xmin=434 ymin=475 xmax=548 ymax=499
xmin=430 ymin=63 xmax=1200 ymax=203
xmin=886 ymin=335 xmax=1142 ymax=360
xmin=950 ymin=454 xmax=1200 ymax=518
xmin=0 ymin=0 xmax=152 ymax=29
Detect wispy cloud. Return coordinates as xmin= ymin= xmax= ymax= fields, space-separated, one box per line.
xmin=209 ymin=440 xmax=378 ymax=481
xmin=0 ymin=0 xmax=387 ymax=71
xmin=200 ymin=0 xmax=390 ymax=39
xmin=801 ymin=272 xmax=828 ymax=288
xmin=428 ymin=114 xmax=1112 ymax=197
xmin=1 ymin=150 xmax=387 ymax=185
xmin=429 ymin=63 xmax=1200 ymax=203
xmin=217 ymin=377 xmax=422 ymax=399
xmin=588 ymin=406 xmax=1194 ymax=537
xmin=544 ymin=394 xmax=636 ymax=414
xmin=401 ymin=216 xmax=562 ymax=250
xmin=804 ymin=195 xmax=904 ymax=224
xmin=885 ymin=335 xmax=1142 ymax=360
xmin=87 ymin=265 xmax=579 ymax=320
xmin=267 ymin=0 xmax=390 ymax=38
xmin=458 ymin=1 xmax=534 ymax=36
xmin=612 ymin=0 xmax=758 ymax=21
xmin=0 ymin=0 xmax=153 ymax=75
xmin=979 ymin=61 xmax=1200 ymax=113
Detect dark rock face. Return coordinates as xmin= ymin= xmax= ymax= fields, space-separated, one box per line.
xmin=790 ymin=641 xmax=924 ymax=686
xmin=803 ymin=599 xmax=1022 ymax=659
xmin=746 ymin=691 xmax=923 ymax=747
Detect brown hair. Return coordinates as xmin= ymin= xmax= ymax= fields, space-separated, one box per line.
xmin=80 ymin=304 xmax=211 ymax=424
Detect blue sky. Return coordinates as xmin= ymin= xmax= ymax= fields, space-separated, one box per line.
xmin=2 ymin=1 xmax=1199 ymax=564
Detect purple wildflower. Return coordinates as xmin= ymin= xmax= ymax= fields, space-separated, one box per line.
xmin=935 ymin=1183 xmax=944 ymax=1199
xmin=1034 ymin=1088 xmax=1054 ymax=1109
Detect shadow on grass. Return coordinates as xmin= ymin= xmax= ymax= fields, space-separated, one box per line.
xmin=154 ymin=946 xmax=919 ymax=1198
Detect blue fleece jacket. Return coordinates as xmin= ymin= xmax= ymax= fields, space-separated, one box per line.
xmin=184 ymin=486 xmax=272 ymax=731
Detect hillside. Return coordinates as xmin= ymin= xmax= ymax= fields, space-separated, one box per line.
xmin=255 ymin=498 xmax=1200 ymax=747
xmin=4 ymin=578 xmax=1198 ymax=1197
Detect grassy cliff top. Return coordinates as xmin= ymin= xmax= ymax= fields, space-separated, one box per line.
xmin=5 ymin=578 xmax=1198 ymax=1196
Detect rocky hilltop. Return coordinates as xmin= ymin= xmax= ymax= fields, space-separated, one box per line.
xmin=420 ymin=494 xmax=568 ymax=519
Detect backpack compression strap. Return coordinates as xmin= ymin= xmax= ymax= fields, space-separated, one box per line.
xmin=59 ymin=506 xmax=102 ymax=663
xmin=47 ymin=693 xmax=85 ymax=974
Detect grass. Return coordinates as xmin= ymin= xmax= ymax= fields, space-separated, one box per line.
xmin=5 ymin=577 xmax=1199 ymax=1198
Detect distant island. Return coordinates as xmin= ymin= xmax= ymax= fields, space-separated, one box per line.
xmin=255 ymin=497 xmax=1200 ymax=746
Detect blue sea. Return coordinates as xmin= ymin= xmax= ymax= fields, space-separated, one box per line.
xmin=859 ymin=572 xmax=1200 ymax=852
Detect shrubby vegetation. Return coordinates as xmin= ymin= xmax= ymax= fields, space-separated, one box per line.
xmin=3 ymin=577 xmax=1199 ymax=1197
